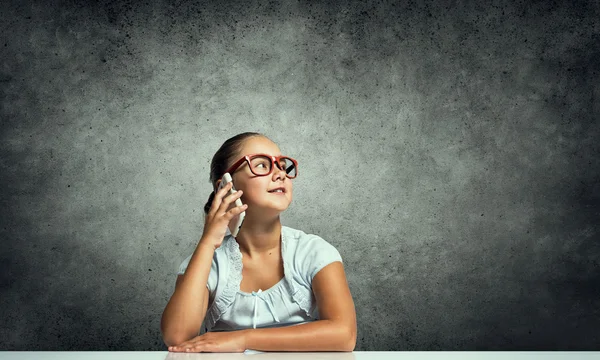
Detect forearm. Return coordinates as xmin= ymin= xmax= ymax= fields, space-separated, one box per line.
xmin=243 ymin=319 xmax=356 ymax=352
xmin=161 ymin=242 xmax=214 ymax=345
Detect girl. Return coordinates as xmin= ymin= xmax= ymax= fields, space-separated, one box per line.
xmin=161 ymin=132 xmax=356 ymax=352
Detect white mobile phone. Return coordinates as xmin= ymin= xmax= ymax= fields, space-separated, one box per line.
xmin=217 ymin=172 xmax=245 ymax=237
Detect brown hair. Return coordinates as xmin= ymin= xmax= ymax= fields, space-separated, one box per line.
xmin=203 ymin=132 xmax=264 ymax=214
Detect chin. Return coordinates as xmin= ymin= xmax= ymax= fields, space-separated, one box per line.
xmin=255 ymin=200 xmax=292 ymax=214
xmin=247 ymin=194 xmax=292 ymax=214
xmin=269 ymin=202 xmax=291 ymax=212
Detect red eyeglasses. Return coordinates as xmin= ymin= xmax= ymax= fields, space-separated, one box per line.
xmin=224 ymin=154 xmax=298 ymax=179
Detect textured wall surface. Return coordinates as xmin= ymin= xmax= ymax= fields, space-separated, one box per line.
xmin=1 ymin=0 xmax=599 ymax=351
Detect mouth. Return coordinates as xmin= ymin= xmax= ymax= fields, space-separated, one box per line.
xmin=268 ymin=187 xmax=286 ymax=194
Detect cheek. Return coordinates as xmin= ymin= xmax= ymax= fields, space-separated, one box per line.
xmin=239 ymin=184 xmax=266 ymax=203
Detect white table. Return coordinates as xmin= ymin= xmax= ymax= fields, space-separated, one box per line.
xmin=0 ymin=352 xmax=599 ymax=360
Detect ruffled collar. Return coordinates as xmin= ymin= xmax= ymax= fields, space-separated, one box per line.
xmin=224 ymin=227 xmax=289 ymax=293
xmin=205 ymin=226 xmax=314 ymax=331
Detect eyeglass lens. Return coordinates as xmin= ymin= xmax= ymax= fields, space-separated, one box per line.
xmin=249 ymin=155 xmax=297 ymax=177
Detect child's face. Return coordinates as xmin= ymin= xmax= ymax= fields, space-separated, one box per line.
xmin=228 ymin=136 xmax=294 ymax=215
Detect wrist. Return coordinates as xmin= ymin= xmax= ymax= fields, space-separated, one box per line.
xmin=197 ymin=239 xmax=218 ymax=253
xmin=241 ymin=329 xmax=252 ymax=350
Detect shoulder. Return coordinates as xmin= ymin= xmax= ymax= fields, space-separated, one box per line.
xmin=282 ymin=226 xmax=343 ymax=278
xmin=282 ymin=225 xmax=337 ymax=252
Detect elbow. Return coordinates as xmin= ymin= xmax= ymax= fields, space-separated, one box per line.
xmin=161 ymin=324 xmax=197 ymax=348
xmin=161 ymin=321 xmax=200 ymax=348
xmin=343 ymin=330 xmax=356 ymax=352
xmin=162 ymin=331 xmax=190 ymax=348
xmin=160 ymin=317 xmax=176 ymax=347
xmin=324 ymin=319 xmax=356 ymax=351
xmin=338 ymin=323 xmax=356 ymax=352
xmin=160 ymin=318 xmax=192 ymax=348
xmin=344 ymin=337 xmax=356 ymax=352
xmin=162 ymin=337 xmax=176 ymax=348
xmin=160 ymin=327 xmax=181 ymax=348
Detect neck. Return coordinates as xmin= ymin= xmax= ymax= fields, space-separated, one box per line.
xmin=235 ymin=213 xmax=282 ymax=258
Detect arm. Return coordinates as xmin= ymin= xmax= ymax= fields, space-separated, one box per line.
xmin=244 ymin=261 xmax=357 ymax=351
xmin=160 ymin=242 xmax=214 ymax=346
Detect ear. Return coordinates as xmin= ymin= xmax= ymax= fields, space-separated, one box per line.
xmin=214 ymin=179 xmax=221 ymax=191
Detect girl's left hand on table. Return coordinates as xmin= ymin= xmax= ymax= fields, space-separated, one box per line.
xmin=168 ymin=330 xmax=247 ymax=353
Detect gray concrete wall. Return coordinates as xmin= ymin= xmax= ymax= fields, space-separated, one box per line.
xmin=1 ymin=0 xmax=599 ymax=351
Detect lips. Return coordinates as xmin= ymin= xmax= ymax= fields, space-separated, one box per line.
xmin=268 ymin=187 xmax=285 ymax=193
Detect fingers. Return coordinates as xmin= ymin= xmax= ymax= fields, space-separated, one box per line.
xmin=216 ymin=188 xmax=244 ymax=215
xmin=207 ymin=182 xmax=232 ymax=216
xmin=168 ymin=342 xmax=213 ymax=353
xmin=206 ymin=182 xmax=246 ymax=232
xmin=168 ymin=340 xmax=195 ymax=352
xmin=224 ymin=202 xmax=248 ymax=220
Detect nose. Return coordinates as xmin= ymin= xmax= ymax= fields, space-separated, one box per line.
xmin=272 ymin=161 xmax=287 ymax=181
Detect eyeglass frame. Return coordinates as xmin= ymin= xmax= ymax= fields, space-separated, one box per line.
xmin=223 ymin=153 xmax=299 ymax=179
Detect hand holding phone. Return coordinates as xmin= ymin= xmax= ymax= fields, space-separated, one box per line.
xmin=216 ymin=173 xmax=246 ymax=237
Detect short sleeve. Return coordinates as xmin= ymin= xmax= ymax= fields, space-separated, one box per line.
xmin=296 ymin=235 xmax=343 ymax=285
xmin=177 ymin=253 xmax=218 ymax=294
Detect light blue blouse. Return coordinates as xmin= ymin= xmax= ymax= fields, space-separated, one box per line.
xmin=177 ymin=225 xmax=343 ymax=332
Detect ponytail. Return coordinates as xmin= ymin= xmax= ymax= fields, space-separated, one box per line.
xmin=204 ymin=191 xmax=216 ymax=214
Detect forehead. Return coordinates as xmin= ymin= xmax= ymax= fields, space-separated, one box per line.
xmin=238 ymin=136 xmax=281 ymax=157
